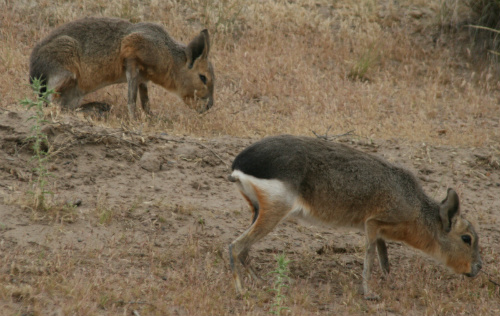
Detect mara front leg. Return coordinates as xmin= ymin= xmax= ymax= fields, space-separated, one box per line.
xmin=125 ymin=59 xmax=140 ymax=119
xmin=376 ymin=238 xmax=390 ymax=274
xmin=362 ymin=219 xmax=381 ymax=300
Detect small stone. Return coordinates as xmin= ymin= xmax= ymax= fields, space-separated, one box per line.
xmin=139 ymin=152 xmax=161 ymax=172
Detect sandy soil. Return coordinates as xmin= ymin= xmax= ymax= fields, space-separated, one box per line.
xmin=0 ymin=108 xmax=499 ymax=315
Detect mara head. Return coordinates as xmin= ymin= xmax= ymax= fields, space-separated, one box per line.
xmin=437 ymin=188 xmax=482 ymax=277
xmin=177 ymin=29 xmax=214 ymax=113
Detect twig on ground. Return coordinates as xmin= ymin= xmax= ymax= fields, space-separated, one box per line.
xmin=479 ymin=270 xmax=500 ymax=296
xmin=312 ymin=127 xmax=355 ymax=141
xmin=490 ymin=279 xmax=500 ymax=287
xmin=133 ymin=310 xmax=141 ymax=316
xmin=481 ymin=270 xmax=500 ymax=287
xmin=312 ymin=125 xmax=332 ymax=140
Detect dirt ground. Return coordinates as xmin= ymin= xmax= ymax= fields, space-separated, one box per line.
xmin=0 ymin=108 xmax=499 ymax=315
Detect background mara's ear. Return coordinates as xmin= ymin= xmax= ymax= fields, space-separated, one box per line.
xmin=185 ymin=29 xmax=210 ymax=69
xmin=439 ymin=188 xmax=460 ymax=233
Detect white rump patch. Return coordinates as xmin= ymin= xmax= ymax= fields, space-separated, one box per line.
xmin=230 ymin=170 xmax=297 ymax=207
xmin=231 ymin=170 xmax=323 ymax=225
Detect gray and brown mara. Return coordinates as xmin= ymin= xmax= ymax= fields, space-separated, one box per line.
xmin=228 ymin=135 xmax=482 ymax=300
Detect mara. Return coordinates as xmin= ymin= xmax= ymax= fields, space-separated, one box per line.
xmin=29 ymin=17 xmax=214 ymax=119
xmin=228 ymin=135 xmax=482 ymax=299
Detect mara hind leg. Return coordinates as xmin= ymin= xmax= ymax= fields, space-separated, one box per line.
xmin=139 ymin=83 xmax=151 ymax=115
xmin=236 ymin=193 xmax=262 ymax=282
xmin=47 ymin=69 xmax=84 ymax=110
xmin=35 ymin=35 xmax=83 ymax=109
xmin=230 ymin=191 xmax=262 ymax=288
xmin=229 ymin=188 xmax=292 ymax=294
xmin=376 ymin=238 xmax=397 ymax=292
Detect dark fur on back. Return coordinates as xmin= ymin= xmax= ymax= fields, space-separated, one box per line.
xmin=232 ymin=135 xmax=437 ymax=223
xmin=232 ymin=135 xmax=417 ymax=191
xmin=232 ymin=136 xmax=309 ymax=181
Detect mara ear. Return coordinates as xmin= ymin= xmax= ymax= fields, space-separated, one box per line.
xmin=185 ymin=29 xmax=210 ymax=69
xmin=439 ymin=188 xmax=460 ymax=233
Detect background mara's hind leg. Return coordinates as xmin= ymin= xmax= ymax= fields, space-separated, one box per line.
xmin=48 ymin=70 xmax=83 ymax=110
xmin=139 ymin=83 xmax=151 ymax=115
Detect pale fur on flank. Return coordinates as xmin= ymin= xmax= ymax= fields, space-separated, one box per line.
xmin=228 ymin=135 xmax=482 ymax=300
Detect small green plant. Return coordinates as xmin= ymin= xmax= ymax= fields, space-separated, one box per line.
xmin=268 ymin=253 xmax=291 ymax=315
xmin=20 ymin=78 xmax=55 ymax=210
xmin=348 ymin=45 xmax=380 ymax=81
xmin=198 ymin=216 xmax=205 ymax=226
xmin=99 ymin=208 xmax=113 ymax=225
xmin=98 ymin=293 xmax=110 ymax=309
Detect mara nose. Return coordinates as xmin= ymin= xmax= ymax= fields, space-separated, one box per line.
xmin=465 ymin=261 xmax=483 ymax=278
xmin=205 ymin=96 xmax=213 ymax=111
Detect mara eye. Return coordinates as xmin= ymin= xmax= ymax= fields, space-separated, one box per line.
xmin=461 ymin=235 xmax=472 ymax=245
xmin=199 ymin=74 xmax=207 ymax=85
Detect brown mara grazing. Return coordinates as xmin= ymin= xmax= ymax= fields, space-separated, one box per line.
xmin=29 ymin=17 xmax=214 ymax=119
xmin=228 ymin=135 xmax=482 ymax=300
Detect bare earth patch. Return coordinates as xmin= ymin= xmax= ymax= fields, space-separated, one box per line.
xmin=0 ymin=109 xmax=499 ymax=315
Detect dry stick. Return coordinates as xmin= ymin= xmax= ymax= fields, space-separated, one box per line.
xmin=191 ymin=140 xmax=229 ymax=167
xmin=313 ymin=125 xmax=333 ymax=139
xmin=117 ymin=300 xmax=155 ymax=306
xmin=481 ymin=270 xmax=500 ymax=288
xmin=312 ymin=128 xmax=355 ymax=141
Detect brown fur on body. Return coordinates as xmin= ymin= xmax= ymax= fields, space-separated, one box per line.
xmin=29 ymin=17 xmax=214 ymax=119
xmin=229 ymin=135 xmax=482 ymax=299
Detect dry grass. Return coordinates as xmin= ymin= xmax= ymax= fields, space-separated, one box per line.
xmin=1 ymin=0 xmax=499 ymax=147
xmin=1 ymin=203 xmax=498 ymax=315
xmin=1 ymin=0 xmax=500 ymax=315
